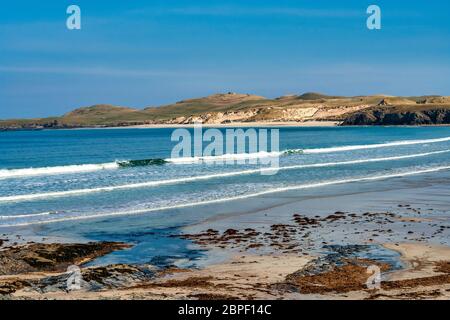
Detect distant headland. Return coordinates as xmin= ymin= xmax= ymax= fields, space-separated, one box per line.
xmin=2 ymin=92 xmax=450 ymax=130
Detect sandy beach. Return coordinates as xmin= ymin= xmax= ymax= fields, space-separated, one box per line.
xmin=64 ymin=121 xmax=341 ymax=130
xmin=1 ymin=169 xmax=449 ymax=300
xmin=1 ymin=241 xmax=449 ymax=300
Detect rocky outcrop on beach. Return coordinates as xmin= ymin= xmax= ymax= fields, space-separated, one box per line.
xmin=0 ymin=242 xmax=130 ymax=275
xmin=0 ymin=242 xmax=134 ymax=295
xmin=31 ymin=264 xmax=156 ymax=294
xmin=0 ymin=263 xmax=157 ymax=295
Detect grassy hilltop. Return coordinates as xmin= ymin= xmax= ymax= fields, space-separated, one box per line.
xmin=1 ymin=92 xmax=450 ymax=129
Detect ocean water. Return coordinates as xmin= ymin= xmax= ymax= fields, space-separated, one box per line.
xmin=1 ymin=126 xmax=450 ymax=266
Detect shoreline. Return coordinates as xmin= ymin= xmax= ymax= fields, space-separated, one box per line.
xmin=45 ymin=121 xmax=342 ymax=131
xmin=4 ymin=121 xmax=450 ymax=132
xmin=2 ymin=178 xmax=450 ymax=299
xmin=1 ymin=240 xmax=449 ymax=300
xmin=123 ymin=121 xmax=341 ymax=128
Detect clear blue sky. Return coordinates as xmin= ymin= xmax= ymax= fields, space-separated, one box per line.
xmin=1 ymin=0 xmax=449 ymax=118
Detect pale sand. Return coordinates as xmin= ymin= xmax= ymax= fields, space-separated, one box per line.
xmin=73 ymin=121 xmax=341 ymax=130
xmin=8 ymin=242 xmax=450 ymax=300
xmin=130 ymin=121 xmax=341 ymax=128
xmin=318 ymin=243 xmax=450 ymax=300
xmin=11 ymin=254 xmax=311 ymax=300
xmin=282 ymin=243 xmax=450 ymax=300
xmin=384 ymin=243 xmax=450 ymax=281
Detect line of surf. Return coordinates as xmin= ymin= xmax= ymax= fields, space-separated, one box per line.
xmin=1 ymin=136 xmax=449 ymax=179
xmin=0 ymin=212 xmax=54 ymax=220
xmin=0 ymin=162 xmax=119 ymax=179
xmin=299 ymin=136 xmax=450 ymax=154
xmin=2 ymin=164 xmax=450 ymax=227
xmin=169 ymin=136 xmax=450 ymax=160
xmin=1 ymin=149 xmax=448 ymax=203
xmin=166 ymin=151 xmax=282 ymax=164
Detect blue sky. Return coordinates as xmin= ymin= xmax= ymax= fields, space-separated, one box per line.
xmin=1 ymin=0 xmax=449 ymax=118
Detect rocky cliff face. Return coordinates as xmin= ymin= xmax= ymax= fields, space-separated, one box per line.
xmin=160 ymin=105 xmax=372 ymax=124
xmin=343 ymin=108 xmax=450 ymax=126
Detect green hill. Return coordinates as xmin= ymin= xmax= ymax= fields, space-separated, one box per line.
xmin=296 ymin=92 xmax=342 ymax=100
xmin=60 ymin=105 xmax=152 ymax=126
xmin=1 ymin=92 xmax=450 ymax=129
xmin=143 ymin=93 xmax=270 ymax=120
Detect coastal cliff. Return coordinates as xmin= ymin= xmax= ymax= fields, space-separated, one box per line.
xmin=342 ymin=107 xmax=450 ymax=126
xmin=1 ymin=93 xmax=450 ymax=130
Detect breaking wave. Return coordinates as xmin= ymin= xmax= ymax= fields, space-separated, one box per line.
xmin=0 ymin=162 xmax=119 ymax=179
xmin=1 ymin=136 xmax=449 ymax=179
xmin=2 ymin=164 xmax=450 ymax=227
xmin=0 ymin=150 xmax=448 ymax=203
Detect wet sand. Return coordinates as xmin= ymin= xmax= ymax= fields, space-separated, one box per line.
xmin=1 ymin=171 xmax=449 ymax=300
xmin=1 ymin=242 xmax=449 ymax=300
xmin=70 ymin=121 xmax=341 ymax=130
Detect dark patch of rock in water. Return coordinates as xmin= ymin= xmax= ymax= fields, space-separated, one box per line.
xmin=148 ymin=255 xmax=198 ymax=268
xmin=32 ymin=264 xmax=156 ymax=293
xmin=274 ymin=244 xmax=404 ymax=295
xmin=300 ymin=244 xmax=401 ymax=276
xmin=0 ymin=242 xmax=130 ymax=275
xmin=284 ymin=259 xmax=391 ymax=294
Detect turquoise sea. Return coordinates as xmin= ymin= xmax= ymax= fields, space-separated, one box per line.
xmin=1 ymin=126 xmax=450 ymax=266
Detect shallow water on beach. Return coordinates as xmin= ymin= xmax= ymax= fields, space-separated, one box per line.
xmin=1 ymin=126 xmax=450 ymax=266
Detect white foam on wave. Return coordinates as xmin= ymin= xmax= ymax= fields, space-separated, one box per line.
xmin=0 ymin=212 xmax=54 ymax=220
xmin=2 ymin=164 xmax=450 ymax=227
xmin=167 ymin=136 xmax=450 ymax=162
xmin=166 ymin=136 xmax=450 ymax=162
xmin=1 ymin=136 xmax=449 ymax=179
xmin=0 ymin=152 xmax=280 ymax=180
xmin=0 ymin=149 xmax=448 ymax=203
xmin=1 ymin=150 xmax=447 ymax=203
xmin=0 ymin=162 xmax=119 ymax=179
xmin=300 ymin=136 xmax=450 ymax=154
xmin=167 ymin=151 xmax=282 ymax=164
